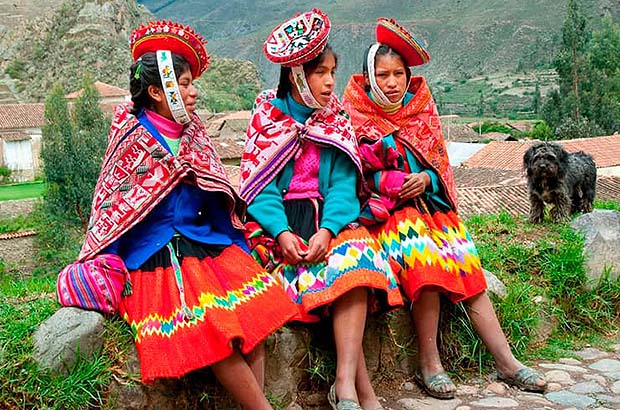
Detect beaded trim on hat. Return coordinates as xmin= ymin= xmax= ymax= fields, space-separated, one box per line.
xmin=130 ymin=20 xmax=210 ymax=78
xmin=263 ymin=9 xmax=331 ymax=67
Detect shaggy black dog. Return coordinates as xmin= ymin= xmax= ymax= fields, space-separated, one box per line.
xmin=523 ymin=142 xmax=597 ymax=223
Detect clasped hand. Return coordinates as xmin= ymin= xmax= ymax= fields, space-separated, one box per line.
xmin=398 ymin=172 xmax=430 ymax=199
xmin=277 ymin=228 xmax=332 ymax=264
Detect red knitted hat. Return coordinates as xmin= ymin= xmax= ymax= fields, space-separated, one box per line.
xmin=376 ymin=17 xmax=430 ymax=67
xmin=130 ymin=20 xmax=210 ymax=78
xmin=263 ymin=9 xmax=331 ymax=67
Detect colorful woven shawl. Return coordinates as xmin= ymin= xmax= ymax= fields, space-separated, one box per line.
xmin=342 ymin=74 xmax=458 ymax=210
xmin=79 ymin=104 xmax=244 ymax=261
xmin=239 ymin=89 xmax=361 ymax=204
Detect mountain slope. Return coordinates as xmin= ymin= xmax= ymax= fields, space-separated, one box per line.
xmin=137 ymin=0 xmax=618 ymax=93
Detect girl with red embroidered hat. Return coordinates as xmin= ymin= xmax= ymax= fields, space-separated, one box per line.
xmin=343 ymin=18 xmax=547 ymax=400
xmin=76 ymin=20 xmax=298 ymax=409
xmin=239 ymin=9 xmax=403 ymax=410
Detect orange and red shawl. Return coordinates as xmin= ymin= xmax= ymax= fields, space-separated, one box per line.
xmin=79 ymin=104 xmax=244 ymax=261
xmin=342 ymin=74 xmax=458 ymax=210
xmin=239 ymin=89 xmax=361 ymax=204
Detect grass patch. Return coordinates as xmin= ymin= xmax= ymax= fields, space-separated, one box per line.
xmin=0 ymin=181 xmax=45 ymax=201
xmin=439 ymin=208 xmax=620 ymax=376
xmin=0 ymin=265 xmax=134 ymax=410
xmin=1 ymin=202 xmax=618 ymax=406
xmin=595 ymin=200 xmax=620 ymax=211
xmin=0 ymin=213 xmax=38 ymax=234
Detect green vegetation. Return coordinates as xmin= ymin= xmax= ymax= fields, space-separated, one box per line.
xmin=443 ymin=209 xmax=620 ymax=373
xmin=1 ymin=203 xmax=619 ymax=406
xmin=41 ymin=77 xmax=107 ymax=228
xmin=543 ymin=1 xmax=620 ymax=138
xmin=0 ymin=265 xmax=132 ymax=409
xmin=197 ymin=56 xmax=262 ymax=113
xmin=0 ymin=166 xmax=11 ymax=184
xmin=0 ymin=213 xmax=38 ymax=234
xmin=0 ymin=181 xmax=45 ymax=201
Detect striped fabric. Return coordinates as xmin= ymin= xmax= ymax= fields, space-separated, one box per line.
xmin=57 ymin=254 xmax=128 ymax=314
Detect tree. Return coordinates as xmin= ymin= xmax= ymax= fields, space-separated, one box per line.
xmin=556 ymin=0 xmax=590 ymax=120
xmin=40 ymin=76 xmax=107 ymax=228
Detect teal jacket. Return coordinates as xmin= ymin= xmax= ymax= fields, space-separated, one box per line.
xmin=247 ymin=93 xmax=360 ymax=238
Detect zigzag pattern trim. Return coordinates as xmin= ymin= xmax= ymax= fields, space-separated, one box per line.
xmin=377 ymin=217 xmax=481 ymax=276
xmin=278 ymin=237 xmax=399 ymax=304
xmin=125 ymin=273 xmax=277 ymax=341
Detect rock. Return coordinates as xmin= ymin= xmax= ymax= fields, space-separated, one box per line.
xmin=363 ymin=310 xmax=417 ymax=375
xmin=265 ymin=327 xmax=310 ymax=404
xmin=570 ymin=210 xmax=620 ymax=288
xmin=539 ymin=363 xmax=588 ymax=373
xmin=611 ymin=380 xmax=620 ymax=394
xmin=515 ymin=392 xmax=553 ymax=405
xmin=402 ymin=381 xmax=415 ymax=391
xmin=485 ymin=382 xmax=507 ymax=395
xmin=583 ymin=373 xmax=608 ymax=386
xmin=573 ymin=347 xmax=609 ymax=361
xmin=33 ymin=307 xmax=104 ymax=375
xmin=589 ymin=359 xmax=620 ymax=373
xmin=397 ymin=397 xmax=462 ymax=410
xmin=543 ymin=370 xmax=575 ymax=384
xmin=569 ymin=381 xmax=605 ymax=394
xmin=483 ymin=269 xmax=507 ymax=298
xmin=456 ymin=385 xmax=479 ymax=395
xmin=598 ymin=394 xmax=620 ymax=404
xmin=545 ymin=391 xmax=596 ymax=408
xmin=286 ymin=402 xmax=303 ymax=410
xmin=606 ymin=372 xmax=620 ymax=381
xmin=559 ymin=358 xmax=583 ymax=365
xmin=469 ymin=397 xmax=519 ymax=407
xmin=547 ymin=382 xmax=564 ymax=391
xmin=455 ymin=407 xmax=471 ymax=410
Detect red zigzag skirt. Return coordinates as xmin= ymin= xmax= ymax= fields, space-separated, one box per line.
xmin=119 ymin=238 xmax=297 ymax=383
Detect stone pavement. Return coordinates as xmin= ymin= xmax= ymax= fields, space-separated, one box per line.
xmin=377 ymin=345 xmax=620 ymax=410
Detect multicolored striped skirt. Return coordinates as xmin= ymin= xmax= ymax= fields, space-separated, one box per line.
xmin=370 ymin=202 xmax=487 ymax=303
xmin=119 ymin=237 xmax=297 ymax=383
xmin=245 ymin=221 xmax=403 ymax=323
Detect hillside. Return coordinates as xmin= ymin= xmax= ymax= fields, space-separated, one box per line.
xmin=137 ymin=0 xmax=618 ymax=97
xmin=0 ymin=0 xmax=262 ymax=109
xmin=0 ymin=0 xmax=152 ymax=102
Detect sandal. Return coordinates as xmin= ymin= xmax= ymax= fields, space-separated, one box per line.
xmin=327 ymin=384 xmax=363 ymax=410
xmin=497 ymin=366 xmax=547 ymax=393
xmin=414 ymin=371 xmax=456 ymax=400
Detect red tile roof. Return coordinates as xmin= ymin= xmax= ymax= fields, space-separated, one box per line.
xmin=0 ymin=131 xmax=30 ymax=141
xmin=463 ymin=135 xmax=620 ymax=170
xmin=0 ymin=104 xmax=45 ymax=130
xmin=452 ymin=167 xmax=524 ymax=188
xmin=213 ymin=137 xmax=245 ymax=160
xmin=0 ymin=102 xmax=119 ymax=131
xmin=456 ymin=175 xmax=620 ymax=219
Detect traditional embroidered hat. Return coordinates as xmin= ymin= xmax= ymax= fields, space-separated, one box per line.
xmin=263 ymin=9 xmax=331 ymax=67
xmin=130 ymin=20 xmax=210 ymax=78
xmin=375 ymin=17 xmax=430 ymax=67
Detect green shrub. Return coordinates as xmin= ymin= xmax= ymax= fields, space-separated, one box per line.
xmin=0 ymin=166 xmax=11 ymax=184
xmin=5 ymin=60 xmax=25 ymax=80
